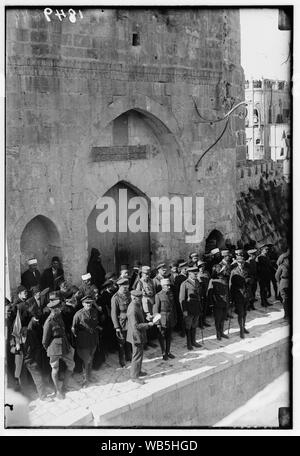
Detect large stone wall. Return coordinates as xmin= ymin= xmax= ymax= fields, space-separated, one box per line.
xmin=6 ymin=7 xmax=245 ymax=289
xmin=236 ymin=159 xmax=291 ymax=248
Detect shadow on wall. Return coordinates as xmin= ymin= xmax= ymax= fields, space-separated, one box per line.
xmin=20 ymin=215 xmax=62 ymax=274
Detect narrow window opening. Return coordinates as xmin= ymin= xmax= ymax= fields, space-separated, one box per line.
xmin=132 ymin=33 xmax=140 ymax=46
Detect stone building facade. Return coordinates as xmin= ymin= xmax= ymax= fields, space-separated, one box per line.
xmin=6 ymin=7 xmax=246 ymax=290
xmin=245 ymin=78 xmax=291 ymax=161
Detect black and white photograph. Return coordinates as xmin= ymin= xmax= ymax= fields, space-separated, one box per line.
xmin=2 ymin=1 xmax=296 ymax=433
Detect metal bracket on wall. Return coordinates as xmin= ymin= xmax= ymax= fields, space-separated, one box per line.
xmin=193 ymin=99 xmax=248 ymax=171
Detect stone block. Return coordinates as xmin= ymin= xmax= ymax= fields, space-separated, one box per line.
xmin=73 ymin=34 xmax=91 ymax=48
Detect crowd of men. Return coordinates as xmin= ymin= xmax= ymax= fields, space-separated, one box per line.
xmin=5 ymin=242 xmax=290 ymax=401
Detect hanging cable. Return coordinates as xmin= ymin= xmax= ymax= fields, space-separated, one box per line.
xmin=195 ymin=117 xmax=230 ymax=171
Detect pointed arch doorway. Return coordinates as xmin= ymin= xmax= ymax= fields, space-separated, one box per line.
xmin=87 ymin=181 xmax=151 ymax=273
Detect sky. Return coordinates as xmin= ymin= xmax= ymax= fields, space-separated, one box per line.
xmin=240 ymin=8 xmax=291 ymax=81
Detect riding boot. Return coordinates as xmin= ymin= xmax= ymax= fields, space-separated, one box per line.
xmin=186 ymin=329 xmax=193 ymax=350
xmin=118 ymin=343 xmax=126 ymax=367
xmin=220 ymin=321 xmax=229 ymax=339
xmin=51 ymin=368 xmax=64 ymax=398
xmin=166 ymin=331 xmax=171 ymax=355
xmin=62 ymin=369 xmax=73 ymax=392
xmin=191 ymin=328 xmax=202 ymax=348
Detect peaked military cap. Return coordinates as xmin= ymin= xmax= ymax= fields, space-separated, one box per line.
xmin=190 ymin=252 xmax=199 ymax=258
xmin=142 ymin=266 xmax=151 ymax=273
xmin=131 ymin=289 xmax=143 ymax=297
xmin=221 ymin=250 xmax=230 ymax=257
xmin=187 ymin=266 xmax=198 ymax=273
xmin=81 ymin=296 xmax=94 ymax=304
xmin=247 ymin=249 xmax=257 ymax=254
xmin=17 ymin=285 xmax=27 ymax=293
xmin=178 ymin=261 xmax=188 ymax=268
xmin=117 ymin=278 xmax=129 ymax=286
xmin=156 ymin=263 xmax=166 ymax=269
xmin=120 ymin=264 xmax=129 ymax=271
xmin=47 ymin=299 xmax=61 ymax=309
xmin=197 ymin=260 xmax=206 ymax=266
xmin=235 ymin=249 xmax=244 ymax=255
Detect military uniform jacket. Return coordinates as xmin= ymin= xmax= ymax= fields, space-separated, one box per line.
xmin=197 ymin=271 xmax=210 ymax=293
xmin=136 ymin=277 xmax=155 ymax=298
xmin=207 ymin=278 xmax=229 ymax=309
xmin=72 ymin=307 xmax=98 ymax=349
xmin=246 ymin=258 xmax=257 ymax=279
xmin=174 ymin=273 xmax=188 ymax=302
xmin=256 ymin=254 xmax=273 ymax=281
xmin=76 ymin=283 xmax=98 ymax=305
xmin=153 ymin=274 xmax=164 ymax=294
xmin=111 ymin=291 xmax=131 ymax=330
xmin=275 ymin=263 xmax=289 ymax=291
xmin=126 ymin=302 xmax=150 ymax=345
xmin=153 ymin=290 xmax=177 ymax=328
xmin=230 ymin=266 xmax=250 ymax=303
xmin=21 ymin=269 xmax=41 ymax=291
xmin=42 ymin=314 xmax=70 ymax=357
xmin=179 ymin=278 xmax=202 ymax=315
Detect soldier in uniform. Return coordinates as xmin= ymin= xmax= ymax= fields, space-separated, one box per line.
xmin=42 ymin=299 xmax=75 ymax=399
xmin=197 ymin=260 xmax=211 ymax=326
xmin=135 ymin=266 xmax=157 ymax=349
xmin=174 ymin=261 xmax=188 ymax=337
xmin=72 ymin=296 xmax=100 ymax=387
xmin=111 ymin=278 xmax=132 ymax=367
xmin=21 ymin=258 xmax=41 ymax=295
xmin=219 ymin=250 xmax=233 ymax=282
xmin=256 ymin=244 xmax=273 ymax=307
xmin=153 ymin=263 xmax=168 ymax=294
xmin=8 ymin=285 xmax=30 ymax=329
xmin=275 ymin=256 xmax=290 ymax=320
xmin=75 ymin=273 xmax=98 ymax=306
xmin=207 ymin=263 xmax=229 ymax=340
xmin=117 ymin=264 xmax=130 ymax=282
xmin=130 ymin=261 xmax=142 ymax=290
xmin=126 ymin=290 xmax=156 ymax=385
xmin=169 ymin=261 xmax=179 ymax=286
xmin=208 ymin=248 xmax=222 ymax=274
xmin=246 ymin=249 xmax=258 ymax=310
xmin=207 ymin=264 xmax=229 ymax=340
xmin=99 ymin=279 xmax=118 ymax=353
xmin=189 ymin=252 xmax=199 ymax=267
xmin=230 ymin=254 xmax=251 ymax=339
xmin=179 ymin=266 xmax=203 ymax=350
xmin=153 ymin=278 xmax=177 ymax=360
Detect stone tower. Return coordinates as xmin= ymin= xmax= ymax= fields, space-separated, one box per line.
xmin=6 ymin=7 xmax=245 ymax=289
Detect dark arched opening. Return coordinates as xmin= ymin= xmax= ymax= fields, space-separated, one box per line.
xmin=20 ymin=215 xmax=62 ymax=274
xmin=87 ymin=181 xmax=151 ymax=273
xmin=205 ymin=229 xmax=225 ymax=253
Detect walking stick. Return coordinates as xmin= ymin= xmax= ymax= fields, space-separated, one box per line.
xmin=227 ymin=306 xmax=233 ymax=335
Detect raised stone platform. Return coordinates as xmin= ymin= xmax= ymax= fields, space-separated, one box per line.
xmin=27 ymin=299 xmax=289 ymax=427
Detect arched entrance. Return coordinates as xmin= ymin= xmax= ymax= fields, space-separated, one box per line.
xmin=87 ymin=181 xmax=151 ymax=273
xmin=20 ymin=215 xmax=62 ymax=273
xmin=205 ymin=229 xmax=225 ymax=253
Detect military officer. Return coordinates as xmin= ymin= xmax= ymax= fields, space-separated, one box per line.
xmin=230 ymin=254 xmax=251 ymax=339
xmin=42 ymin=299 xmax=75 ymax=399
xmin=207 ymin=264 xmax=229 ymax=340
xmin=21 ymin=258 xmax=41 ymax=295
xmin=256 ymin=244 xmax=273 ymax=307
xmin=246 ymin=249 xmax=258 ymax=310
xmin=135 ymin=266 xmax=157 ymax=349
xmin=75 ymin=273 xmax=98 ymax=306
xmin=179 ymin=266 xmax=203 ymax=350
xmin=153 ymin=263 xmax=168 ymax=294
xmin=153 ymin=278 xmax=177 ymax=360
xmin=111 ymin=278 xmax=132 ymax=367
xmin=174 ymin=261 xmax=188 ymax=337
xmin=197 ymin=260 xmax=211 ymax=327
xmin=275 ymin=256 xmax=290 ymax=320
xmin=189 ymin=252 xmax=199 ymax=267
xmin=72 ymin=296 xmax=100 ymax=387
xmin=126 ymin=290 xmax=156 ymax=385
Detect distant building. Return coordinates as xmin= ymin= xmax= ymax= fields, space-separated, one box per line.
xmin=245 ymin=78 xmax=291 ymax=161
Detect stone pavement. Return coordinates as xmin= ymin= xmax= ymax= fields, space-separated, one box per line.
xmin=27 ymin=298 xmax=289 ymax=427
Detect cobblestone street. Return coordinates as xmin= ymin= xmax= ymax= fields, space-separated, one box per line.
xmin=26 ymin=297 xmax=289 ymax=427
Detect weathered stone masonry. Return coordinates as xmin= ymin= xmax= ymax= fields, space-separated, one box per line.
xmin=6 ymin=8 xmax=246 ymax=290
